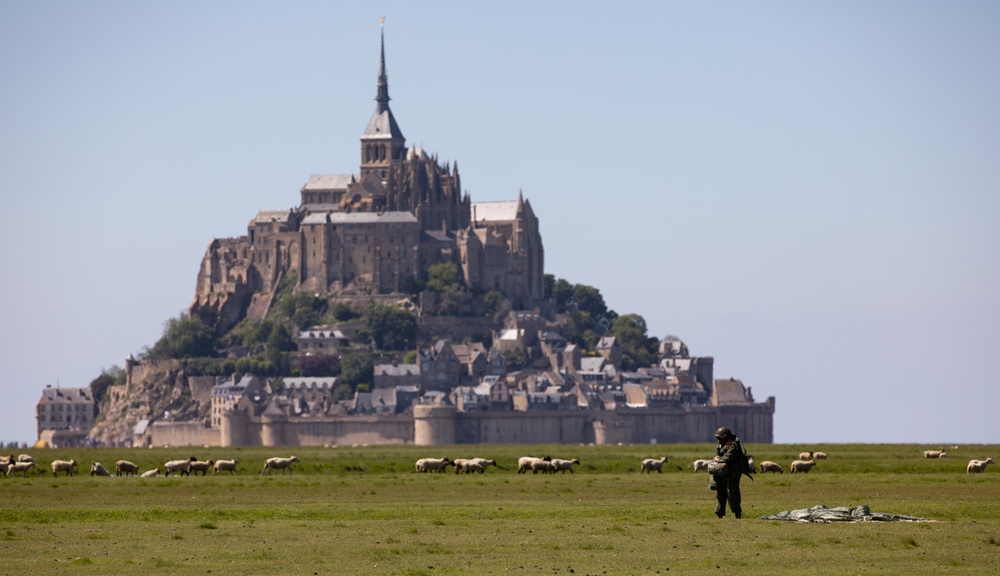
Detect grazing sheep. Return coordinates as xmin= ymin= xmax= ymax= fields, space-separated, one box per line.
xmin=790 ymin=459 xmax=816 ymax=474
xmin=90 ymin=461 xmax=112 ymax=477
xmin=0 ymin=460 xmax=11 ymax=477
xmin=50 ymin=459 xmax=78 ymax=477
xmin=550 ymin=458 xmax=581 ymax=474
xmin=453 ymin=458 xmax=496 ymax=474
xmin=261 ymin=456 xmax=300 ymax=476
xmin=759 ymin=461 xmax=784 ymax=474
xmin=923 ymin=450 xmax=947 ymax=459
xmin=116 ymin=460 xmax=140 ymax=477
xmin=798 ymin=451 xmax=814 ymax=461
xmin=164 ymin=456 xmax=198 ymax=477
xmin=967 ymin=457 xmax=995 ymax=474
xmin=813 ymin=452 xmax=828 ymax=460
xmin=414 ymin=457 xmax=453 ymax=473
xmin=17 ymin=454 xmax=35 ymax=463
xmin=7 ymin=461 xmax=37 ymax=477
xmin=517 ymin=456 xmax=551 ymax=474
xmin=641 ymin=457 xmax=669 ymax=473
xmin=457 ymin=460 xmax=488 ymax=474
xmin=530 ymin=459 xmax=558 ymax=474
xmin=140 ymin=468 xmax=160 ymax=478
xmin=213 ymin=459 xmax=239 ymax=475
xmin=187 ymin=460 xmax=214 ymax=476
xmin=692 ymin=459 xmax=712 ymax=472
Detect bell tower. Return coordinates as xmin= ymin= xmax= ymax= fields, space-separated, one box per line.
xmin=360 ymin=24 xmax=406 ymax=180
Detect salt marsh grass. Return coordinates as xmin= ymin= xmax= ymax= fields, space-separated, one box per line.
xmin=1 ymin=443 xmax=997 ymax=574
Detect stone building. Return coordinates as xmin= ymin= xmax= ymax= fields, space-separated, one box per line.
xmin=191 ymin=29 xmax=544 ymax=329
xmin=35 ymin=386 xmax=96 ymax=447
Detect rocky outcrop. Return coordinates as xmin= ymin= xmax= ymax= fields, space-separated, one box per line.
xmin=88 ymin=359 xmax=210 ymax=446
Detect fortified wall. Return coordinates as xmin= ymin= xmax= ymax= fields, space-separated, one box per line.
xmin=143 ymin=398 xmax=774 ymax=447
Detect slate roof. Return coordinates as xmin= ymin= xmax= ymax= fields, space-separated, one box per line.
xmin=364 ymin=108 xmax=404 ymax=140
xmin=472 ymin=200 xmax=519 ymax=222
xmin=301 ymin=211 xmax=418 ymax=225
xmin=302 ymin=174 xmax=356 ymax=191
xmin=38 ymin=387 xmax=93 ymax=405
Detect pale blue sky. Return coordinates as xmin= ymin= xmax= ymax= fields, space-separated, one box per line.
xmin=2 ymin=2 xmax=998 ymax=445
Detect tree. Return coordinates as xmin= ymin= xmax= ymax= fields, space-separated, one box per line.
xmin=339 ymin=351 xmax=374 ymax=391
xmin=296 ymin=354 xmax=340 ymax=377
xmin=609 ymin=313 xmax=659 ymax=371
xmin=482 ymin=290 xmax=510 ymax=321
xmin=266 ymin=323 xmax=296 ymax=365
xmin=573 ymin=284 xmax=608 ymax=320
xmin=330 ymin=302 xmax=361 ymax=322
xmin=363 ymin=304 xmax=418 ymax=350
xmin=147 ymin=313 xmax=216 ymax=359
xmin=544 ymin=274 xmax=556 ymax=300
xmin=426 ymin=261 xmax=463 ymax=292
xmin=551 ymin=277 xmax=573 ymax=308
xmin=89 ymin=365 xmax=124 ymax=404
xmin=502 ymin=347 xmax=525 ymax=369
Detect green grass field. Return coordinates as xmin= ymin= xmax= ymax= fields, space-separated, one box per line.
xmin=2 ymin=443 xmax=998 ymax=575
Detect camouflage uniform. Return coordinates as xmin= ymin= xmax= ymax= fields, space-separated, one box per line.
xmin=713 ymin=437 xmax=744 ymax=518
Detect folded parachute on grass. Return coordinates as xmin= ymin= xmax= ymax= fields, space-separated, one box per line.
xmin=762 ymin=504 xmax=929 ymax=522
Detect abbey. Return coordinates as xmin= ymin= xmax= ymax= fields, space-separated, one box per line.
xmin=192 ymin=31 xmax=544 ymax=326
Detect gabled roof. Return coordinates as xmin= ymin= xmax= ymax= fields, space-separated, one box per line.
xmin=302 ymin=173 xmax=356 ymax=191
xmin=254 ymin=209 xmax=293 ymax=223
xmin=471 ymin=200 xmax=519 ymax=222
xmin=375 ymin=363 xmax=420 ymax=377
xmin=597 ymin=336 xmax=618 ymax=350
xmin=38 ymin=387 xmax=93 ymax=404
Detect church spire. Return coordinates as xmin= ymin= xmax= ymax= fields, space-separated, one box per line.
xmin=361 ymin=19 xmax=405 ymax=178
xmin=375 ymin=21 xmax=390 ymax=113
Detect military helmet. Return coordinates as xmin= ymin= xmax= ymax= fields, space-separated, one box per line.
xmin=714 ymin=426 xmax=733 ymax=441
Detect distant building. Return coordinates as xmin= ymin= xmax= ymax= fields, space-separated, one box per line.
xmin=36 ymin=386 xmax=96 ymax=447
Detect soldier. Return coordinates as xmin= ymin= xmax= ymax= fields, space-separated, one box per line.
xmin=710 ymin=426 xmax=748 ymax=519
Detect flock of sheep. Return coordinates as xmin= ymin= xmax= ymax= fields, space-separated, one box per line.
xmin=922 ymin=449 xmax=995 ymax=473
xmin=0 ymin=454 xmax=301 ymax=478
xmin=2 ymin=449 xmax=995 ymax=479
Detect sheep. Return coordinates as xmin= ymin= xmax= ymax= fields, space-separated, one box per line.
xmin=261 ymin=456 xmax=300 ymax=476
xmin=923 ymin=450 xmax=947 ymax=459
xmin=813 ymin=452 xmax=828 ymax=460
xmin=640 ymin=457 xmax=668 ymax=473
xmin=213 ymin=459 xmax=239 ymax=475
xmin=456 ymin=460 xmax=488 ymax=474
xmin=550 ymin=458 xmax=580 ymax=474
xmin=7 ymin=461 xmax=37 ymax=477
xmin=529 ymin=459 xmax=558 ymax=474
xmin=164 ymin=456 xmax=198 ymax=477
xmin=790 ymin=459 xmax=816 ymax=474
xmin=747 ymin=455 xmax=757 ymax=473
xmin=798 ymin=451 xmax=814 ymax=460
xmin=692 ymin=459 xmax=712 ymax=472
xmin=453 ymin=458 xmax=496 ymax=474
xmin=517 ymin=456 xmax=551 ymax=474
xmin=90 ymin=461 xmax=112 ymax=477
xmin=759 ymin=460 xmax=784 ymax=474
xmin=414 ymin=457 xmax=453 ymax=473
xmin=187 ymin=460 xmax=214 ymax=476
xmin=0 ymin=460 xmax=11 ymax=477
xmin=967 ymin=457 xmax=995 ymax=474
xmin=51 ymin=459 xmax=78 ymax=477
xmin=140 ymin=468 xmax=160 ymax=478
xmin=116 ymin=460 xmax=140 ymax=477
xmin=17 ymin=454 xmax=35 ymax=463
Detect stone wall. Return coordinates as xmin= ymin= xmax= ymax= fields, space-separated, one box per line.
xmin=152 ymin=398 xmax=774 ymax=448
